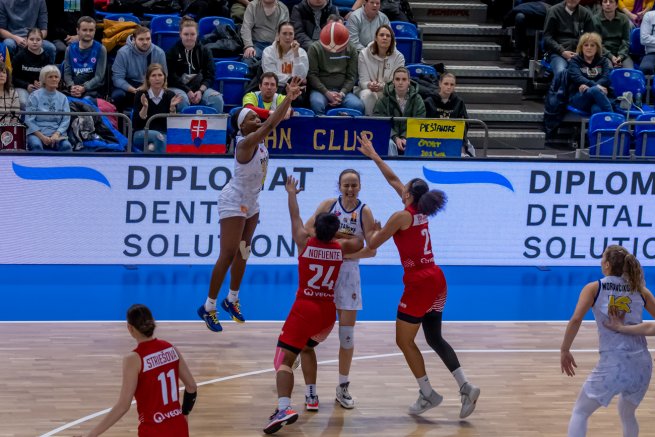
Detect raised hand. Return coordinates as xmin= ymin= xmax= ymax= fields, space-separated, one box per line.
xmin=285 ymin=175 xmax=302 ymax=194
xmin=285 ymin=76 xmax=303 ymax=100
xmin=140 ymin=93 xmax=149 ymax=108
xmin=171 ymin=94 xmax=183 ymax=107
xmin=357 ymin=133 xmax=378 ymax=158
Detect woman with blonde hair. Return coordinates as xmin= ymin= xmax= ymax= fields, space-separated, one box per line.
xmin=0 ymin=60 xmax=19 ymax=120
xmin=262 ymin=21 xmax=309 ymax=95
xmin=567 ymin=32 xmax=613 ymax=114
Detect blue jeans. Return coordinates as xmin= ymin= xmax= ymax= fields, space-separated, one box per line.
xmin=309 ymin=91 xmax=365 ymax=115
xmin=170 ymin=87 xmax=224 ymax=113
xmin=569 ymin=86 xmax=613 ymax=114
xmin=4 ymin=38 xmax=56 ymax=64
xmin=133 ymin=129 xmax=166 ymax=153
xmin=549 ymin=54 xmax=569 ymax=78
xmin=27 ymin=134 xmax=72 ymax=152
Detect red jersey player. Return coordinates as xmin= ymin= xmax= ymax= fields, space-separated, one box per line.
xmin=358 ymin=135 xmax=480 ymax=419
xmin=84 ymin=304 xmax=197 ymax=437
xmin=263 ymin=176 xmax=363 ymax=435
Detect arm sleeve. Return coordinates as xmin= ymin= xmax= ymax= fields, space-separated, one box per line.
xmin=12 ymin=55 xmax=29 ymax=89
xmin=241 ymin=4 xmax=255 ymax=49
xmin=543 ymin=9 xmax=564 ymax=54
xmin=57 ymin=95 xmax=70 ymax=134
xmin=596 ymin=58 xmax=612 ymax=87
xmin=63 ymin=49 xmax=74 ymax=87
xmin=340 ymin=46 xmax=358 ymax=94
xmin=111 ymin=50 xmax=130 ymax=91
xmin=292 ymin=49 xmax=309 ymax=79
xmin=618 ymin=19 xmax=631 ymax=59
xmin=567 ymin=58 xmax=592 ymax=86
xmin=83 ymin=45 xmax=107 ymax=91
xmin=346 ymin=14 xmax=364 ymax=51
xmin=37 ymin=0 xmax=48 ymax=31
xmin=292 ymin=6 xmax=312 ymax=50
xmin=166 ymin=48 xmax=190 ymax=92
xmin=358 ymin=51 xmax=371 ymax=90
xmin=640 ymin=14 xmax=655 ymax=45
xmin=307 ymin=44 xmax=328 ymax=94
xmin=25 ymin=93 xmax=38 ymax=134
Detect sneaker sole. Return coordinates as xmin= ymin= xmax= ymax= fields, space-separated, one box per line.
xmin=335 ymin=397 xmax=355 ymax=409
xmin=305 ymin=405 xmax=319 ymax=412
xmin=197 ymin=307 xmax=223 ymax=332
xmin=459 ymin=387 xmax=481 ymax=419
xmin=408 ymin=393 xmax=443 ymax=415
xmin=263 ymin=413 xmax=298 ymax=434
xmin=221 ymin=301 xmax=246 ymax=324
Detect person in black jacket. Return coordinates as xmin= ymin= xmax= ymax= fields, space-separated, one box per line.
xmin=567 ymin=32 xmax=613 ymax=114
xmin=45 ymin=0 xmax=95 ymax=63
xmin=166 ymin=16 xmax=224 ymax=112
xmin=12 ymin=28 xmax=50 ymax=108
xmin=291 ymin=0 xmax=338 ymax=51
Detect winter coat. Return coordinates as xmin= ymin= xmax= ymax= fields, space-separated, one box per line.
xmin=291 ymin=0 xmax=338 ymax=51
xmin=373 ymin=80 xmax=425 ymax=140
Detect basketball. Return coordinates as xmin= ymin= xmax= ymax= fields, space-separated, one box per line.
xmin=320 ymin=22 xmax=350 ymax=53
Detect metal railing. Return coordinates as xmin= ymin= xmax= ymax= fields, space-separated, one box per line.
xmin=612 ymin=120 xmax=655 ymax=160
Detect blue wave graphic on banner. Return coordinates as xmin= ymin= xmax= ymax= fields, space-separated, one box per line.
xmin=422 ymin=167 xmax=514 ymax=192
xmin=12 ymin=162 xmax=111 ymax=188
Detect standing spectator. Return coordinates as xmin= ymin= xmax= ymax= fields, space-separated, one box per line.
xmin=543 ymin=0 xmax=596 ymax=80
xmin=357 ymin=24 xmax=404 ymax=115
xmin=167 ymin=17 xmax=224 ymax=113
xmin=373 ymin=66 xmax=425 ymax=156
xmin=46 ymin=0 xmax=95 ymax=63
xmin=242 ymin=72 xmax=291 ymax=120
xmin=262 ymin=21 xmax=309 ymax=91
xmin=639 ymin=10 xmax=655 ymax=74
xmin=241 ymin=0 xmax=289 ymax=59
xmin=112 ymin=26 xmax=168 ymax=111
xmin=291 ymin=0 xmax=338 ymax=51
xmin=132 ymin=64 xmax=183 ymax=153
xmin=307 ymin=22 xmax=364 ymax=115
xmin=12 ymin=28 xmax=50 ymax=109
xmin=346 ymin=0 xmax=389 ymax=52
xmin=0 ymin=0 xmax=56 ymax=63
xmin=0 ymin=61 xmax=20 ymax=120
xmin=25 ymin=65 xmax=72 ymax=152
xmin=567 ymin=32 xmax=613 ymax=114
xmin=63 ymin=16 xmax=107 ymax=99
xmin=595 ymin=0 xmax=633 ymax=69
xmin=504 ymin=0 xmax=559 ymax=70
xmin=619 ymin=0 xmax=653 ymax=26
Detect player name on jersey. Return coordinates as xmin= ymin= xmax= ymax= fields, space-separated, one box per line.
xmin=142 ymin=347 xmax=179 ymax=372
xmin=413 ymin=214 xmax=428 ymax=226
xmin=302 ymin=247 xmax=343 ymax=261
xmin=601 ymin=282 xmax=632 ymax=293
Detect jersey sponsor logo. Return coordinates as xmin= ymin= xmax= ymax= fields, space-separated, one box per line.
xmin=609 ymin=295 xmax=632 ymax=313
xmin=143 ymin=347 xmax=179 ymax=372
xmin=302 ymin=247 xmax=342 ymax=261
xmin=420 ymin=257 xmax=434 ymax=264
xmin=412 ymin=214 xmax=428 ymax=226
xmin=303 ymin=287 xmax=332 ymax=299
xmin=153 ymin=407 xmax=182 ymax=423
xmin=399 ymin=301 xmax=407 ymax=308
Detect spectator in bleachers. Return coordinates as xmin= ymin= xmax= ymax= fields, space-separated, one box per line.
xmin=291 ymin=0 xmax=338 ymax=51
xmin=308 ymin=22 xmax=364 ymax=114
xmin=262 ymin=21 xmax=309 ymax=93
xmin=111 ymin=26 xmax=168 ymax=111
xmin=241 ymin=0 xmax=290 ymax=59
xmin=0 ymin=0 xmax=56 ymax=64
xmin=347 ymin=0 xmax=412 ymax=22
xmin=46 ymin=0 xmax=95 ymax=63
xmin=595 ymin=0 xmax=633 ymax=68
xmin=63 ymin=16 xmax=107 ymax=99
xmin=231 ymin=0 xmax=252 ymax=24
xmin=346 ymin=0 xmax=389 ymax=52
xmin=132 ymin=63 xmax=183 ymax=153
xmin=503 ymin=0 xmax=559 ymax=70
xmin=25 ymin=64 xmax=72 ymax=152
xmin=373 ymin=66 xmax=424 ymax=156
xmin=12 ymin=28 xmax=50 ymax=109
xmin=0 ymin=61 xmax=20 ymax=119
xmin=543 ymin=0 xmax=596 ymax=80
xmin=567 ymin=32 xmax=613 ymax=114
xmin=167 ymin=17 xmax=224 ymax=113
xmin=619 ymin=0 xmax=653 ymax=26
xmin=357 ymin=24 xmax=404 ymax=115
xmin=639 ymin=10 xmax=655 ymax=73
xmin=242 ymin=72 xmax=291 ymax=119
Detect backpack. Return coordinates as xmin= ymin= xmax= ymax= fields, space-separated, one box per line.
xmin=201 ymin=23 xmax=244 ymax=58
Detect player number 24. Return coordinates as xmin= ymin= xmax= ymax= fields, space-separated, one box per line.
xmin=308 ymin=264 xmax=336 ymax=290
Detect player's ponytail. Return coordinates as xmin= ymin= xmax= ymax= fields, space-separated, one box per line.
xmin=603 ymin=245 xmax=645 ymax=294
xmin=408 ymin=178 xmax=447 ymax=217
xmin=127 ymin=304 xmax=157 ymax=338
xmin=315 ymin=212 xmax=340 ymax=242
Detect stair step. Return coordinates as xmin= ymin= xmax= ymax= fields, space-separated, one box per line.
xmin=423 ymin=42 xmax=501 ymax=61
xmin=456 ymin=84 xmax=523 ymax=105
xmin=420 ymin=23 xmax=508 ymax=43
xmin=410 ymin=2 xmax=487 ymax=22
xmin=470 ymin=129 xmax=546 ymax=150
xmin=468 ymin=110 xmax=544 ymax=123
xmin=446 ymin=65 xmax=528 ymax=79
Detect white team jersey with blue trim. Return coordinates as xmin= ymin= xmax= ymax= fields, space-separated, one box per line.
xmin=330 ymin=197 xmax=365 ymax=263
xmin=227 ymin=135 xmax=269 ymax=199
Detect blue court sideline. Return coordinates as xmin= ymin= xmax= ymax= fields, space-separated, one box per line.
xmin=2 ymin=265 xmax=653 ymax=322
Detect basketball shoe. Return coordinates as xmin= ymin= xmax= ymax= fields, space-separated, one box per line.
xmin=221 ymin=298 xmax=245 ymax=323
xmin=408 ymin=389 xmax=443 ymax=415
xmin=336 ymin=382 xmax=355 ymax=409
xmin=459 ymin=382 xmax=480 ymax=418
xmin=263 ymin=407 xmax=298 ymax=434
xmin=305 ymin=395 xmax=319 ymax=411
xmin=197 ymin=305 xmax=222 ymax=332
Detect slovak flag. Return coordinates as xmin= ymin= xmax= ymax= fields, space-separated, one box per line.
xmin=166 ymin=116 xmax=227 ymax=154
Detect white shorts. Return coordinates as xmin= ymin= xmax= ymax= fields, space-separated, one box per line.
xmin=582 ymin=350 xmax=652 ymax=407
xmin=334 ymin=261 xmax=362 ymax=311
xmin=218 ymin=184 xmax=260 ymax=220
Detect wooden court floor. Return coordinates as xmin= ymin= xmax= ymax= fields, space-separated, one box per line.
xmin=2 ymin=322 xmax=655 ymax=437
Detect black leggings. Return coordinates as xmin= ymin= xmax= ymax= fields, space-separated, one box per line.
xmin=422 ymin=311 xmax=461 ymax=372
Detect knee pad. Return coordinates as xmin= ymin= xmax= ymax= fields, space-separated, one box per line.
xmin=239 ymin=241 xmax=251 ymax=260
xmin=339 ymin=325 xmax=354 ymax=350
xmin=273 ymin=347 xmax=293 ymax=373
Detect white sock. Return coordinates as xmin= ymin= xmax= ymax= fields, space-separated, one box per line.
xmin=339 ymin=374 xmax=349 ymax=385
xmin=416 ymin=375 xmax=432 ymax=398
xmin=306 ymin=384 xmax=316 ymax=397
xmin=228 ymin=289 xmax=239 ymax=303
xmin=278 ymin=396 xmax=291 ymax=411
xmin=204 ymin=297 xmax=217 ymax=312
xmin=452 ymin=367 xmax=468 ymax=389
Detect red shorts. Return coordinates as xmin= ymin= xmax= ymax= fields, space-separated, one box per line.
xmin=138 ymin=415 xmax=189 ymax=437
xmin=398 ymin=265 xmax=447 ymax=320
xmin=278 ymin=298 xmax=336 ymax=352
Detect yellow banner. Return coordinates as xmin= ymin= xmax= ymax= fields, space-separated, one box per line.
xmin=406 ymin=118 xmax=466 ymax=140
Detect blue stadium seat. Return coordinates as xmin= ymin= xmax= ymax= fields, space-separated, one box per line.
xmin=153 ymin=32 xmax=179 ymax=52
xmin=214 ymin=60 xmax=249 ymax=78
xmin=610 ymin=68 xmax=654 ymax=117
xmin=104 ymin=14 xmax=141 ymax=23
xmin=182 ymin=105 xmax=219 ymax=115
xmin=391 ymin=21 xmax=418 ymax=39
xmin=326 ymin=108 xmax=363 ymax=117
xmin=214 ymin=62 xmax=250 ymax=111
xmin=292 ymin=107 xmax=315 ymax=116
xmin=566 ymin=105 xmax=591 ymax=118
xmin=395 ymin=37 xmax=422 ymax=64
xmin=199 ymin=16 xmax=236 ymax=38
xmin=587 ymin=112 xmax=630 ymax=158
xmin=150 ymin=15 xmax=181 ymax=32
xmin=634 ymin=113 xmax=655 ymax=157
xmin=406 ymin=63 xmax=437 ymax=78
xmin=629 ymin=27 xmax=645 ymax=66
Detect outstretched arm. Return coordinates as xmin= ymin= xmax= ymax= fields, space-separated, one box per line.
xmin=560 ymin=281 xmax=597 ymax=377
xmin=368 ymin=211 xmax=410 ymax=250
xmin=358 ymin=133 xmax=404 ymax=198
xmin=286 ymin=175 xmax=310 ymax=252
xmin=304 ymin=198 xmax=336 ymax=238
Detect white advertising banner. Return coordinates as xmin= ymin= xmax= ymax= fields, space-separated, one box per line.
xmin=1 ymin=155 xmax=654 ymax=266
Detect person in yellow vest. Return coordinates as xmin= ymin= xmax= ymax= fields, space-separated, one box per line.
xmin=242 ymin=71 xmax=290 ymax=120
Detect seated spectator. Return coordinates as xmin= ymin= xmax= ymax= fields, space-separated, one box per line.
xmin=63 ymin=16 xmax=107 ymax=99
xmin=543 ymin=0 xmax=596 ymax=80
xmin=348 ymin=0 xmax=413 ymax=22
xmin=25 ymin=65 xmax=72 ymax=152
xmin=595 ymin=0 xmax=633 ymax=69
xmin=619 ymin=0 xmax=653 ymax=26
xmin=424 ymin=73 xmax=475 ymax=157
xmin=504 ymin=0 xmax=559 ymax=70
xmin=12 ymin=28 xmax=50 ymax=109
xmin=231 ymin=0 xmax=252 ymax=23
xmin=373 ymin=66 xmax=425 ymax=156
xmin=0 ymin=60 xmax=20 ymax=120
xmin=639 ymin=10 xmax=655 ymax=74
xmin=112 ymin=26 xmax=167 ymax=111
xmin=567 ymin=32 xmax=613 ymax=114
xmin=0 ymin=0 xmax=56 ymax=63
xmin=262 ymin=21 xmax=309 ymax=94
xmin=291 ymin=0 xmax=338 ymax=51
xmin=357 ymin=24 xmax=404 ymax=115
xmin=46 ymin=0 xmax=95 ymax=63
xmin=242 ymin=72 xmax=291 ymax=119
xmin=167 ymin=17 xmax=224 ymax=113
xmin=307 ymin=22 xmax=364 ymax=114
xmin=346 ymin=0 xmax=389 ymax=52
xmin=133 ymin=64 xmax=183 ymax=153
xmin=241 ymin=0 xmax=289 ymax=59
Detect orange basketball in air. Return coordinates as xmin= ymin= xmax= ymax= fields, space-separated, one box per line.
xmin=320 ymin=22 xmax=349 ymax=53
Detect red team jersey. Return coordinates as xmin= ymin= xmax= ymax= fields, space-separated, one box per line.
xmin=133 ymin=339 xmax=189 ymax=437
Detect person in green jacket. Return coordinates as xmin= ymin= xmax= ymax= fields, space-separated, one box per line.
xmin=595 ymin=0 xmax=633 ymax=69
xmin=373 ymin=66 xmax=425 ymax=156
